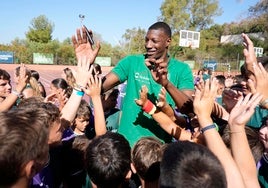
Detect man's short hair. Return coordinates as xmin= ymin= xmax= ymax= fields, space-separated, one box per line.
xmin=160 ymin=141 xmax=227 ymax=188
xmin=85 ymin=132 xmax=131 ymax=188
xmin=148 ymin=21 xmax=172 ymax=38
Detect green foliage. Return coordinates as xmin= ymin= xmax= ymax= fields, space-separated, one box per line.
xmin=249 ymin=0 xmax=268 ymax=17
xmin=98 ymin=42 xmax=113 ymax=57
xmin=160 ymin=0 xmax=222 ymax=31
xmin=219 ymin=43 xmax=243 ymax=60
xmin=122 ymin=27 xmax=146 ymax=55
xmin=110 ymin=45 xmax=127 ymax=66
xmin=26 ymin=15 xmax=54 ymax=43
xmin=56 ymin=43 xmax=75 ymax=65
xmin=1 ymin=1 xmax=267 ymax=68
xmin=159 ymin=0 xmax=189 ymax=32
xmin=159 ymin=0 xmax=225 ymax=69
xmin=10 ymin=39 xmax=32 ymax=64
xmin=190 ymin=0 xmax=222 ymax=30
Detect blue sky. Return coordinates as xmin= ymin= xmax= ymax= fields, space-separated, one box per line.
xmin=0 ymin=0 xmax=259 ymax=46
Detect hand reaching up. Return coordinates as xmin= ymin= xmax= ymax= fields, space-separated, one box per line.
xmin=222 ymin=88 xmax=243 ymax=113
xmin=84 ymin=73 xmax=106 ymax=136
xmin=84 ymin=74 xmax=102 ymax=99
xmin=156 ymin=87 xmax=167 ymax=108
xmin=228 ymin=92 xmax=262 ymax=129
xmin=135 ymin=85 xmax=149 ymax=108
xmin=242 ymin=33 xmax=257 ymax=73
xmin=247 ymin=62 xmax=268 ymax=109
xmin=72 ymin=56 xmax=94 ymax=89
xmin=193 ymin=78 xmax=218 ymax=124
xmin=72 ymin=26 xmax=100 ymax=65
xmin=15 ymin=64 xmax=28 ymax=93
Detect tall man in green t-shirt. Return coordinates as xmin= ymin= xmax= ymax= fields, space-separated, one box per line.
xmin=72 ymin=22 xmax=194 ymax=146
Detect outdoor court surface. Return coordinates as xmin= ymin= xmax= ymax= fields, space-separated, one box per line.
xmin=1 ymin=64 xmax=113 ymax=94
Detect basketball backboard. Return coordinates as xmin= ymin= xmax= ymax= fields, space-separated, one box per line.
xmin=254 ymin=47 xmax=263 ymax=57
xmin=179 ymin=30 xmax=200 ymax=49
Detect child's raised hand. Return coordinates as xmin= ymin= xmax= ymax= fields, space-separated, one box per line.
xmin=135 ymin=85 xmax=149 ymax=107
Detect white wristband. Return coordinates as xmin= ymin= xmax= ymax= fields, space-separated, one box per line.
xmin=11 ymin=90 xmax=21 ymax=98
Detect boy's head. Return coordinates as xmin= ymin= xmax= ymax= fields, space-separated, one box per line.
xmin=160 ymin=141 xmax=227 ymax=188
xmin=0 ymin=108 xmax=49 ymax=187
xmin=17 ymin=97 xmax=63 ymax=146
xmin=222 ymin=125 xmax=264 ymax=163
xmin=131 ymin=137 xmax=163 ymax=182
xmin=85 ymin=132 xmax=131 ymax=188
xmin=73 ymin=99 xmax=93 ymax=135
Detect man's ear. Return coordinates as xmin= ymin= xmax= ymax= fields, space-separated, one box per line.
xmin=24 ymin=160 xmax=35 ymax=178
xmin=166 ymin=38 xmax=171 ymax=48
xmin=167 ymin=38 xmax=171 ymax=43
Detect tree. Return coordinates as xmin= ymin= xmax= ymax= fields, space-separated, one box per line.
xmin=159 ymin=0 xmax=222 ymax=32
xmin=248 ymin=0 xmax=268 ymax=48
xmin=159 ymin=0 xmax=222 ymax=59
xmin=98 ymin=42 xmax=113 ymax=57
xmin=159 ymin=0 xmax=189 ymax=33
xmin=26 ymin=15 xmax=54 ymax=43
xmin=10 ymin=38 xmax=31 ymax=64
xmin=190 ymin=0 xmax=222 ymax=30
xmin=122 ymin=27 xmax=146 ymax=54
xmin=56 ymin=43 xmax=75 ymax=65
xmin=111 ymin=45 xmax=127 ymax=66
xmin=249 ymin=0 xmax=268 ymax=17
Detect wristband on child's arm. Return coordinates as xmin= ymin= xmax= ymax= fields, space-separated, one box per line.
xmin=11 ymin=90 xmax=22 ymax=98
xmin=72 ymin=88 xmax=84 ymax=96
xmin=142 ymin=100 xmax=157 ymax=115
xmin=200 ymin=124 xmax=218 ymax=134
xmin=73 ymin=83 xmax=84 ymax=92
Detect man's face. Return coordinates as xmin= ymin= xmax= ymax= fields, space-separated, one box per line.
xmin=0 ymin=79 xmax=11 ymax=98
xmin=145 ymin=29 xmax=170 ymax=60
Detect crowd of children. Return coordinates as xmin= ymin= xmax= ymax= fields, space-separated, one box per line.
xmin=0 ymin=22 xmax=267 ymax=188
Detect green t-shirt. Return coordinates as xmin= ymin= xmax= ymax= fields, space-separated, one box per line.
xmin=105 ymin=108 xmax=121 ymax=133
xmin=247 ymin=105 xmax=268 ymax=129
xmin=112 ymin=54 xmax=194 ymax=147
